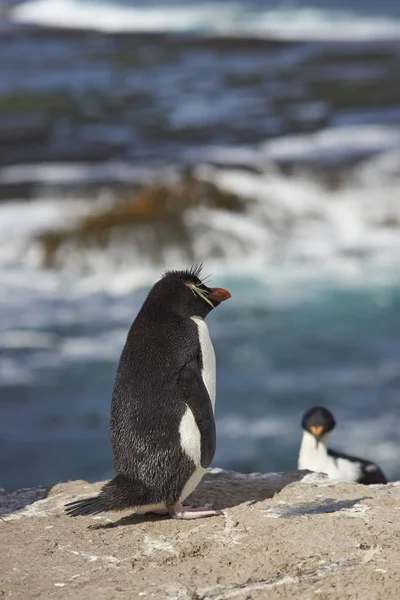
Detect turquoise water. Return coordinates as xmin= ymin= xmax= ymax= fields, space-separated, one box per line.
xmin=215 ymin=276 xmax=400 ymax=473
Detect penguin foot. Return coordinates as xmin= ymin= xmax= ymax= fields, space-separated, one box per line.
xmin=168 ymin=503 xmax=222 ymax=520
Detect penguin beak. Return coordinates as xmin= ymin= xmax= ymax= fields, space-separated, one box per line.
xmin=310 ymin=425 xmax=324 ymax=445
xmin=207 ymin=287 xmax=231 ymax=302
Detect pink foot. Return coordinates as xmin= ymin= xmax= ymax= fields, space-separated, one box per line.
xmin=168 ymin=502 xmax=222 ymax=520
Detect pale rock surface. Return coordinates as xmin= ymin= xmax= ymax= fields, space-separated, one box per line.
xmin=1 ymin=469 xmax=399 ymax=599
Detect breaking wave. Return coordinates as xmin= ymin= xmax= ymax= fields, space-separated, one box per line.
xmin=11 ymin=0 xmax=400 ymax=41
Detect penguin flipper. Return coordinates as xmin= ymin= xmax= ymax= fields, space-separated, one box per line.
xmin=178 ymin=359 xmax=216 ymax=468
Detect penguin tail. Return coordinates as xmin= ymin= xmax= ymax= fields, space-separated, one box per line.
xmin=64 ymin=474 xmax=148 ymax=517
xmin=65 ymin=495 xmax=103 ymax=517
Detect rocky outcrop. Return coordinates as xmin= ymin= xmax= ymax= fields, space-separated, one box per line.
xmin=1 ymin=469 xmax=399 ymax=599
xmin=36 ymin=174 xmax=246 ymax=269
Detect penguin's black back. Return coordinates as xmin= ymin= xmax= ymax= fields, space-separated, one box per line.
xmin=110 ymin=301 xmax=204 ymax=506
xmin=328 ymin=448 xmax=387 ymax=485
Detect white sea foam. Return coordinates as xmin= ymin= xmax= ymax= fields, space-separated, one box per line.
xmin=260 ymin=126 xmax=400 ymax=164
xmin=193 ymin=125 xmax=400 ymax=171
xmin=2 ymin=138 xmax=400 ymax=280
xmin=60 ymin=329 xmax=126 ymax=362
xmin=0 ymin=162 xmax=156 ymax=186
xmin=0 ymin=331 xmax=56 ymax=350
xmin=11 ymin=0 xmax=400 ymax=41
xmin=0 ymin=198 xmax=86 ymax=237
xmin=198 ymin=158 xmax=400 ymax=274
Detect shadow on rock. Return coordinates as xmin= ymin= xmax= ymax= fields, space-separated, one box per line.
xmin=90 ymin=469 xmax=325 ymax=528
xmin=188 ymin=469 xmax=320 ymax=512
xmin=263 ymin=496 xmax=371 ymax=518
xmin=89 ymin=512 xmax=169 ymax=529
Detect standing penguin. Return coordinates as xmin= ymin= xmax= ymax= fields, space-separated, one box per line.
xmin=65 ymin=266 xmax=230 ymax=519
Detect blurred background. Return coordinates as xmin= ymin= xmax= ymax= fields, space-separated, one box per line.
xmin=1 ymin=0 xmax=400 ymax=490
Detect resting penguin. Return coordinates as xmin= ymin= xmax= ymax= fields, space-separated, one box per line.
xmin=65 ymin=266 xmax=231 ymax=519
xmin=298 ymin=406 xmax=387 ymax=484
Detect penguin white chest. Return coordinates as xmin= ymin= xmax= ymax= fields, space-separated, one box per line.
xmin=190 ymin=316 xmax=216 ymax=410
xmin=179 ymin=316 xmax=216 ymax=466
xmin=298 ymin=432 xmax=362 ymax=482
xmin=177 ymin=317 xmax=216 ymax=502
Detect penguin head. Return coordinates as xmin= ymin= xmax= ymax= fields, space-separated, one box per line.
xmin=302 ymin=406 xmax=336 ymax=445
xmin=149 ymin=265 xmax=231 ymax=319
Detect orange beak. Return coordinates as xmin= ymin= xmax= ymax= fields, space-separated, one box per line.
xmin=207 ymin=287 xmax=231 ymax=302
xmin=310 ymin=425 xmax=324 ymax=437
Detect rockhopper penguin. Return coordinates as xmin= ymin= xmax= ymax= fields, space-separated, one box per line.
xmin=298 ymin=406 xmax=387 ymax=484
xmin=65 ymin=266 xmax=231 ymax=519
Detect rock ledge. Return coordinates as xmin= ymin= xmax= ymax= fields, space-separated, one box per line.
xmin=1 ymin=469 xmax=399 ymax=599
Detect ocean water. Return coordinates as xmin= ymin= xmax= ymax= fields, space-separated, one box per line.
xmin=1 ymin=0 xmax=400 ymax=490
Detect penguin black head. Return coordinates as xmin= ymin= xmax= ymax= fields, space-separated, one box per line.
xmin=147 ymin=265 xmax=231 ymax=319
xmin=302 ymin=406 xmax=336 ymax=443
